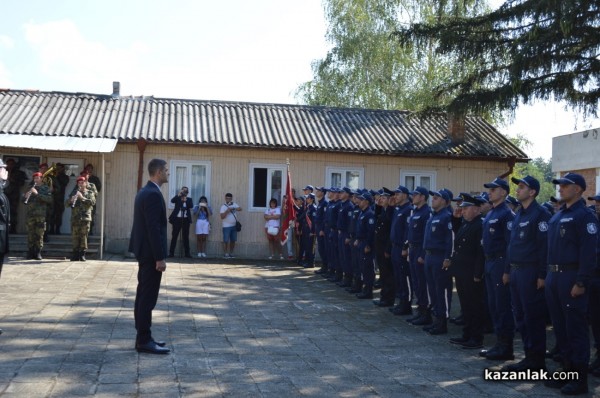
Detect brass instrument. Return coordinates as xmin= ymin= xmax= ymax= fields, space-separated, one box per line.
xmin=42 ymin=163 xmax=56 ymax=191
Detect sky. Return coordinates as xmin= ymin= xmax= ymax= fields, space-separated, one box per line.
xmin=0 ymin=0 xmax=597 ymax=160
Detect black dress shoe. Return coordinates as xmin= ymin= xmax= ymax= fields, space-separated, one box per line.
xmin=373 ymin=299 xmax=394 ymax=307
xmin=136 ymin=341 xmax=170 ymax=354
xmin=153 ymin=340 xmax=166 ymax=347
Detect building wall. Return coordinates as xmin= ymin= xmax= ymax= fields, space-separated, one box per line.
xmin=1 ymin=142 xmax=515 ymax=258
xmin=553 ymin=128 xmax=600 ymax=172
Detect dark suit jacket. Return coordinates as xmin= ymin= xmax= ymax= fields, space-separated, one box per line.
xmin=0 ymin=187 xmax=9 ymax=255
xmin=451 ymin=215 xmax=485 ymax=279
xmin=169 ymin=195 xmax=193 ymax=223
xmin=129 ymin=181 xmax=167 ymax=261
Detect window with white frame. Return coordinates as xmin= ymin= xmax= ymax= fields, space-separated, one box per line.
xmin=169 ymin=160 xmax=211 ymax=209
xmin=249 ymin=163 xmax=287 ymax=211
xmin=400 ymin=170 xmax=436 ymax=192
xmin=325 ymin=167 xmax=364 ymax=190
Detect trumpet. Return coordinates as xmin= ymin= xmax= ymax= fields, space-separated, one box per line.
xmin=71 ymin=185 xmax=85 ymax=208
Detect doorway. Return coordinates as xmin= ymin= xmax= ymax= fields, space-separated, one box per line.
xmin=48 ymin=157 xmax=84 ymax=234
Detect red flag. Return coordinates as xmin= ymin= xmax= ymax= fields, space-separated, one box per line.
xmin=280 ymin=166 xmax=296 ymax=245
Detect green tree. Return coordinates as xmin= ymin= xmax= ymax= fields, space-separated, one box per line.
xmin=393 ymin=0 xmax=600 ymax=118
xmin=295 ymin=0 xmax=488 ymax=111
xmin=508 ymin=135 xmax=554 ymax=203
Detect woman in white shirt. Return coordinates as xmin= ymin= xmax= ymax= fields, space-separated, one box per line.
xmin=192 ymin=196 xmax=212 ymax=257
xmin=264 ymin=198 xmax=282 ymax=260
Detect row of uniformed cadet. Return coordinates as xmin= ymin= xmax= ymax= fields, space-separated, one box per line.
xmin=299 ymin=172 xmax=598 ymax=395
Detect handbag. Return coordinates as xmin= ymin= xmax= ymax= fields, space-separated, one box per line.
xmin=230 ymin=206 xmax=242 ymax=232
xmin=267 ymin=226 xmax=279 ymax=236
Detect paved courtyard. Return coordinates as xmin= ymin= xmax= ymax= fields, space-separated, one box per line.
xmin=0 ymin=256 xmax=597 ymax=397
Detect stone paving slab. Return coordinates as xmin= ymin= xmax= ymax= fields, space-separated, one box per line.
xmin=0 ymin=255 xmax=598 ymax=397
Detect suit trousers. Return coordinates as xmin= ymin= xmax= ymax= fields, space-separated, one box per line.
xmin=169 ymin=218 xmax=190 ymax=255
xmin=134 ymin=258 xmax=163 ymax=345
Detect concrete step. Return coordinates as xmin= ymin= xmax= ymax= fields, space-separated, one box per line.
xmin=9 ymin=234 xmax=101 ymax=258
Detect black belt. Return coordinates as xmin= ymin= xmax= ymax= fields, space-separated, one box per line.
xmin=510 ymin=263 xmax=536 ymax=270
xmin=548 ymin=264 xmax=579 ymax=272
xmin=408 ymin=243 xmax=421 ymax=249
xmin=425 ymin=249 xmax=444 ymax=256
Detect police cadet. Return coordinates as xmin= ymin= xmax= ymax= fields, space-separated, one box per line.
xmin=337 ymin=187 xmax=355 ymax=287
xmin=23 ymin=172 xmax=52 ymax=260
xmin=347 ymin=190 xmax=364 ymax=294
xmin=448 ymin=193 xmax=486 ymax=349
xmin=354 ymin=192 xmax=376 ymax=299
xmin=327 ymin=188 xmax=342 ymax=282
xmin=299 ymin=193 xmax=317 ymax=268
xmin=479 ymin=177 xmax=515 ymax=361
xmin=66 ymin=176 xmax=96 ymax=261
xmin=421 ymin=189 xmax=453 ymax=335
xmin=387 ymin=185 xmax=413 ymax=316
xmin=502 ymin=176 xmax=551 ymax=372
xmin=588 ymin=193 xmax=600 ymax=377
xmin=406 ymin=187 xmax=432 ymax=326
xmin=322 ymin=189 xmax=336 ymax=278
xmin=372 ymin=188 xmax=395 ymax=307
xmin=544 ymin=173 xmax=598 ymax=395
xmin=314 ymin=187 xmax=329 ymax=274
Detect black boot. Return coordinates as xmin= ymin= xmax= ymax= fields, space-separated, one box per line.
xmin=347 ymin=278 xmax=362 ymax=294
xmin=391 ymin=300 xmax=413 ymax=316
xmin=79 ymin=251 xmax=87 ymax=261
xmin=70 ymin=251 xmax=79 ymax=261
xmin=356 ymin=286 xmax=373 ymax=299
xmin=480 ymin=338 xmax=503 ymax=358
xmin=411 ymin=308 xmax=433 ymax=326
xmin=406 ymin=306 xmax=425 ymax=323
xmin=560 ymin=363 xmax=588 ymax=395
xmin=26 ymin=248 xmax=34 ymax=260
xmin=428 ymin=317 xmax=448 ymax=335
xmin=545 ymin=360 xmax=571 ymax=389
xmin=422 ymin=316 xmax=438 ymax=332
xmin=485 ymin=336 xmax=514 ymax=360
xmin=34 ymin=249 xmax=42 ymax=260
xmin=502 ymin=350 xmax=532 ymax=371
xmin=337 ymin=275 xmax=353 ymax=288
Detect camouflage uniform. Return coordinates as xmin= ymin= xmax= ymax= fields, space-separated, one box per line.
xmin=24 ymin=184 xmax=52 ymax=259
xmin=66 ymin=189 xmax=96 ymax=261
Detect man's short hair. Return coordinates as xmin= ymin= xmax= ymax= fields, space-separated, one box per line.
xmin=148 ymin=159 xmax=167 ymax=176
xmin=225 ymin=193 xmax=233 ymax=198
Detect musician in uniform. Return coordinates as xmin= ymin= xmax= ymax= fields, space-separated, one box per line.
xmin=66 ymin=176 xmax=96 ymax=261
xmin=23 ymin=172 xmax=52 ymax=260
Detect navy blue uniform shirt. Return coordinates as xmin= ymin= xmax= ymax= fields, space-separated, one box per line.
xmin=407 ymin=204 xmax=431 ymax=245
xmin=336 ymin=199 xmax=354 ymax=232
xmin=423 ymin=208 xmax=453 ymax=259
xmin=507 ymin=200 xmax=551 ymax=278
xmin=482 ymin=202 xmax=514 ymax=259
xmin=315 ymin=199 xmax=327 ymax=234
xmin=389 ymin=202 xmax=411 ymax=246
xmin=547 ymin=198 xmax=598 ymax=285
xmin=327 ymin=199 xmax=340 ymax=230
xmin=355 ymin=208 xmax=376 ymax=247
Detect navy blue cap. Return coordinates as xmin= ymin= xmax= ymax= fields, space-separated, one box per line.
xmin=550 ymin=196 xmax=559 ymax=203
xmin=475 ymin=192 xmax=490 ymax=203
xmin=484 ymin=177 xmax=510 ymax=192
xmin=441 ymin=188 xmax=453 ymax=201
xmin=459 ymin=193 xmax=483 ymax=207
xmin=297 ymin=196 xmax=305 ymax=202
xmin=342 ymin=187 xmax=353 ymax=195
xmin=316 ymin=186 xmax=328 ymax=193
xmin=542 ymin=202 xmax=554 ymax=213
xmin=395 ymin=185 xmax=410 ymax=194
xmin=552 ymin=172 xmax=586 ymax=190
xmin=588 ymin=194 xmax=600 ymax=201
xmin=505 ymin=195 xmax=519 ymax=207
xmin=369 ymin=189 xmax=380 ymax=196
xmin=358 ymin=192 xmax=373 ymax=203
xmin=329 ymin=187 xmax=339 ymax=193
xmin=303 ymin=185 xmax=314 ymax=191
xmin=306 ymin=193 xmax=315 ymax=200
xmin=511 ymin=175 xmax=540 ymax=195
xmin=382 ymin=187 xmax=394 ymax=196
xmin=429 ymin=189 xmax=450 ymax=202
xmin=412 ymin=186 xmax=429 ymax=199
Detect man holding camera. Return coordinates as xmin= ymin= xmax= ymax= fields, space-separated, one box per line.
xmin=220 ymin=193 xmax=242 ymax=259
xmin=168 ymin=186 xmax=193 ymax=258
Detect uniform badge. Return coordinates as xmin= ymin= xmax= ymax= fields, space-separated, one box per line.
xmin=448 ymin=222 xmax=452 ymax=230
xmin=588 ymin=223 xmax=598 ymax=234
xmin=432 ymin=226 xmax=436 ymax=232
xmin=507 ymin=221 xmax=513 ymax=231
xmin=489 ymin=228 xmax=495 ymax=234
xmin=519 ymin=231 xmax=525 ymax=239
xmin=560 ymin=226 xmax=565 ymax=237
xmin=538 ymin=221 xmax=548 ymax=232
xmin=369 ymin=218 xmax=375 ymax=225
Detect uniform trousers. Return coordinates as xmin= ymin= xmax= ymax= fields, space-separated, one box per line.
xmin=588 ymin=275 xmax=600 ymax=351
xmin=300 ymin=229 xmax=315 ymax=265
xmin=509 ymin=265 xmax=546 ymax=354
xmin=71 ymin=220 xmax=91 ymax=251
xmin=351 ymin=243 xmax=361 ymax=281
xmin=391 ymin=244 xmax=411 ymax=302
xmin=134 ymin=257 xmax=163 ymax=345
xmin=409 ymin=245 xmax=428 ymax=307
xmin=358 ymin=242 xmax=375 ymax=288
xmin=454 ymin=270 xmax=485 ymax=342
xmin=484 ymin=257 xmax=514 ymax=339
xmin=316 ymin=227 xmax=327 ymax=267
xmin=424 ymin=252 xmax=452 ymax=318
xmin=338 ymin=232 xmax=352 ymax=276
xmin=26 ymin=217 xmax=45 ymax=250
xmin=376 ymin=243 xmax=395 ymax=302
xmin=327 ymin=229 xmax=339 ymax=273
xmin=545 ymin=269 xmax=590 ymax=366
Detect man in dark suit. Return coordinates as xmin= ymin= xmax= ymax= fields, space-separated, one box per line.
xmin=129 ymin=158 xmax=170 ymax=354
xmin=0 ymin=159 xmax=10 ymax=336
xmin=168 ymin=186 xmax=193 ymax=258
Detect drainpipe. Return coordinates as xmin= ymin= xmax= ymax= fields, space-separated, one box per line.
xmin=499 ymin=157 xmax=516 ymax=179
xmin=136 ymin=139 xmax=147 ymax=191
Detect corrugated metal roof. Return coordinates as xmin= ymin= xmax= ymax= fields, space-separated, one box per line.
xmin=0 ymin=90 xmax=528 ymax=160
